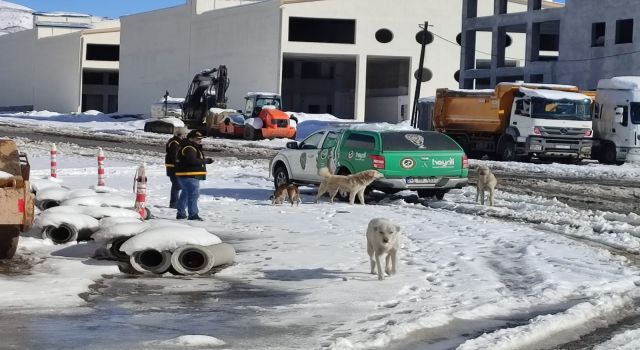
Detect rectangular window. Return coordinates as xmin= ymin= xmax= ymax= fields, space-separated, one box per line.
xmin=288 ymin=17 xmax=355 ymax=44
xmin=591 ymin=22 xmax=605 ymax=47
xmin=345 ymin=133 xmax=376 ymax=150
xmin=108 ymin=73 xmax=119 ymax=85
xmin=616 ymin=19 xmax=633 ymax=44
xmin=83 ymin=71 xmax=103 ymax=85
xmin=630 ymin=102 xmax=640 ymax=124
xmin=86 ymin=44 xmax=120 ymax=61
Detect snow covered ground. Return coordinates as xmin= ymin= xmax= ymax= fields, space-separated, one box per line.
xmin=3 ymin=137 xmax=640 ymax=349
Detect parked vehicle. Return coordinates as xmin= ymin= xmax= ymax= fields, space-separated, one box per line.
xmin=269 ymin=128 xmax=468 ymax=199
xmin=0 ymin=139 xmax=34 ymax=259
xmin=206 ymin=92 xmax=296 ymax=140
xmin=432 ymin=83 xmax=593 ymax=161
xmin=591 ymin=77 xmax=640 ymax=164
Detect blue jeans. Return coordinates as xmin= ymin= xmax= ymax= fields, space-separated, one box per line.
xmin=169 ymin=175 xmax=181 ymax=208
xmin=177 ymin=177 xmax=200 ymax=218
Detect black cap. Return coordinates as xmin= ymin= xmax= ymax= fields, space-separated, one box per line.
xmin=187 ymin=130 xmax=205 ymax=139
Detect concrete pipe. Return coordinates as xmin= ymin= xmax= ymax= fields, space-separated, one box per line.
xmin=129 ymin=249 xmax=172 ymax=274
xmin=37 ymin=199 xmax=60 ymax=211
xmin=170 ymin=243 xmax=235 ymax=275
xmin=42 ymin=224 xmax=78 ymax=244
xmin=107 ymin=236 xmax=132 ymax=262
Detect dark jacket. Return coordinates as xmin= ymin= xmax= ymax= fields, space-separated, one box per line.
xmin=165 ymin=136 xmax=182 ymax=176
xmin=175 ymin=140 xmax=207 ymax=180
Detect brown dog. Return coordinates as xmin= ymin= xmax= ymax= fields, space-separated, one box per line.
xmin=315 ymin=167 xmax=384 ymax=205
xmin=271 ymin=184 xmax=300 ymax=206
xmin=476 ymin=165 xmax=497 ymax=206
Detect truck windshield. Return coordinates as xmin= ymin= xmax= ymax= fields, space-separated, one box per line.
xmin=631 ymin=102 xmax=640 ymax=124
xmin=256 ymin=98 xmax=281 ymax=110
xmin=531 ymin=98 xmax=591 ymax=121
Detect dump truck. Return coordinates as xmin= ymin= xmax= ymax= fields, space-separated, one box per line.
xmin=433 ymin=83 xmax=594 ymax=161
xmin=590 ymin=77 xmax=640 ymax=164
xmin=0 ymin=139 xmax=34 ymax=259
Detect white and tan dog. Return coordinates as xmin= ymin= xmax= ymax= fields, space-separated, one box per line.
xmin=476 ymin=165 xmax=498 ymax=206
xmin=316 ymin=167 xmax=383 ymax=205
xmin=271 ymin=184 xmax=301 ymax=206
xmin=366 ymin=218 xmax=401 ymax=280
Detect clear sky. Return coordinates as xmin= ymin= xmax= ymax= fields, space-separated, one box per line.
xmin=10 ymin=0 xmax=186 ymax=19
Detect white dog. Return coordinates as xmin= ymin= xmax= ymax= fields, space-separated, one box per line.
xmin=316 ymin=167 xmax=384 ymax=205
xmin=476 ymin=165 xmax=498 ymax=206
xmin=366 ymin=218 xmax=401 ymax=280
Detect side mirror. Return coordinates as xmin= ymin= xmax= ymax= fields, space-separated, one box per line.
xmin=615 ymin=107 xmax=624 ymax=124
xmin=286 ymin=141 xmax=299 ymax=149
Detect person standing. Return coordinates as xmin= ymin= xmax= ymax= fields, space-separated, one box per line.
xmin=174 ymin=130 xmax=213 ymax=220
xmin=165 ymin=127 xmax=188 ymax=208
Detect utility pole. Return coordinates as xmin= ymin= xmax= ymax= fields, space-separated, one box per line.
xmin=411 ymin=21 xmax=433 ymax=128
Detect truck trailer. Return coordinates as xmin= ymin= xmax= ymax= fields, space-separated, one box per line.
xmin=591 ymin=76 xmax=640 ymax=164
xmin=433 ymin=83 xmax=593 ymax=161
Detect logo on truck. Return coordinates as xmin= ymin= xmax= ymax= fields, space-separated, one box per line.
xmin=432 ymin=157 xmax=455 ymax=168
xmin=400 ymin=158 xmax=415 ymax=169
xmin=404 ymin=134 xmax=425 ymax=148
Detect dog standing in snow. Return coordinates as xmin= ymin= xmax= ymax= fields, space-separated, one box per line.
xmin=316 ymin=167 xmax=383 ymax=205
xmin=476 ymin=165 xmax=497 ymax=206
xmin=271 ymin=184 xmax=300 ymax=206
xmin=366 ymin=218 xmax=401 ymax=280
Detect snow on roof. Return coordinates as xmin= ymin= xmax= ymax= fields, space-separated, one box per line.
xmin=35 ymin=11 xmax=91 ymax=18
xmin=0 ymin=1 xmax=33 ymax=12
xmin=246 ymin=92 xmax=279 ymax=97
xmin=446 ymin=88 xmax=495 ymax=94
xmin=597 ymin=76 xmax=640 ymax=90
xmin=348 ymin=120 xmax=417 ymax=132
xmin=519 ymin=87 xmax=590 ymax=101
xmin=506 ymin=82 xmax=578 ymax=90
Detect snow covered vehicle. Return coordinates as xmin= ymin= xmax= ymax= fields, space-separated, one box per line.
xmin=0 ymin=139 xmax=35 ymax=259
xmin=143 ymin=92 xmax=186 ymax=134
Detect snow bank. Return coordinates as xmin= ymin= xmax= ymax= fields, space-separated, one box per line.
xmin=349 ymin=120 xmax=416 ymax=132
xmin=30 ymin=178 xmax=62 ymax=192
xmin=458 ymin=295 xmax=635 ymax=350
xmin=145 ymin=117 xmax=185 ymax=128
xmin=146 ymin=335 xmax=226 ymax=347
xmin=120 ymin=226 xmax=222 ymax=255
xmin=594 ymin=328 xmax=640 ymax=350
xmin=91 ymin=221 xmax=151 ymax=243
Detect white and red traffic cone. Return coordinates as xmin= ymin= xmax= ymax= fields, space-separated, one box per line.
xmin=97 ymin=147 xmax=106 ymax=187
xmin=133 ymin=164 xmax=150 ymax=219
xmin=50 ymin=143 xmax=57 ymax=178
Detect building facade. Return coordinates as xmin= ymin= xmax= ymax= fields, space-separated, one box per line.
xmin=460 ymin=0 xmax=640 ymax=90
xmin=0 ymin=13 xmax=120 ymax=113
xmin=119 ymin=0 xmax=492 ymax=122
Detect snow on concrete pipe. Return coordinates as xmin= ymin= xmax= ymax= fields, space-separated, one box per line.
xmin=42 ymin=224 xmax=78 ymax=244
xmin=107 ymin=236 xmax=132 ymax=262
xmin=129 ymin=249 xmax=172 ymax=274
xmin=36 ymin=199 xmax=60 ymax=211
xmin=170 ymin=243 xmax=235 ymax=275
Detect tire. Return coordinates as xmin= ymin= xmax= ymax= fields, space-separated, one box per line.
xmin=435 ymin=190 xmax=447 ymax=200
xmin=498 ymin=137 xmax=516 ymax=161
xmin=417 ymin=189 xmax=434 ymax=198
xmin=600 ymin=142 xmax=617 ymax=165
xmin=0 ymin=226 xmax=20 ymax=259
xmin=273 ymin=166 xmax=290 ymax=188
xmin=243 ymin=126 xmax=255 ymax=140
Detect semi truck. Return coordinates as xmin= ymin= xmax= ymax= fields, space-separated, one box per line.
xmin=591 ymin=76 xmax=640 ymax=164
xmin=432 ymin=83 xmax=593 ymax=161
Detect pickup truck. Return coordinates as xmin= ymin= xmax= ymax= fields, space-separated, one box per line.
xmin=269 ymin=128 xmax=469 ymax=199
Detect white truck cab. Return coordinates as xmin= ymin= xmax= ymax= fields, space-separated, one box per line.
xmin=511 ymin=87 xmax=593 ymax=160
xmin=593 ymin=77 xmax=640 ymax=164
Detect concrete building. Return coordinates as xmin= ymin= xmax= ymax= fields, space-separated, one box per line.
xmin=120 ymin=0 xmax=524 ymax=122
xmin=460 ymin=0 xmax=640 ymax=91
xmin=0 ymin=13 xmax=120 ymax=113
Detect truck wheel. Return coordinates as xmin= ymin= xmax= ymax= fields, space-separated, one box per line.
xmin=417 ymin=189 xmax=434 ymax=199
xmin=273 ymin=166 xmax=290 ymax=188
xmin=0 ymin=226 xmax=20 ymax=259
xmin=600 ymin=142 xmax=617 ymax=165
xmin=243 ymin=126 xmax=255 ymax=140
xmin=498 ymin=138 xmax=516 ymax=161
xmin=435 ymin=190 xmax=447 ymax=200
